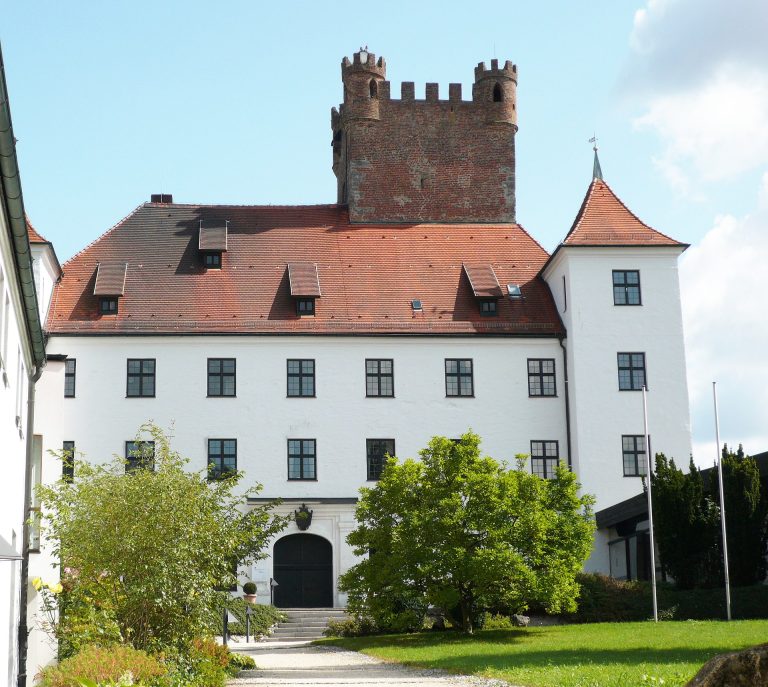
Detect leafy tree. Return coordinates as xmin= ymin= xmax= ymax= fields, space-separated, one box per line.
xmin=340 ymin=432 xmax=595 ymax=633
xmin=37 ymin=423 xmax=289 ymax=654
xmin=713 ymin=444 xmax=767 ymax=586
xmin=650 ymin=454 xmax=721 ymax=589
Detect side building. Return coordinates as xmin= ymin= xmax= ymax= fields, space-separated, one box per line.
xmin=0 ymin=43 xmax=49 ymax=687
xmin=28 ymin=51 xmax=692 ymax=668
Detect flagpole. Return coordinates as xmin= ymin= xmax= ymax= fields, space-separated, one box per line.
xmin=713 ymin=382 xmax=732 ymax=621
xmin=643 ymin=385 xmax=658 ymax=622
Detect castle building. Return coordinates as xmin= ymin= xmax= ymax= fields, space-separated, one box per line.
xmin=27 ymin=50 xmax=691 ymax=667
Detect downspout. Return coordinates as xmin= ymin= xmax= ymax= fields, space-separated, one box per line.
xmin=558 ymin=335 xmax=573 ymax=470
xmin=17 ymin=365 xmax=43 ymax=687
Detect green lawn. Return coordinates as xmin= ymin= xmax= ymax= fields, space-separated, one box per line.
xmin=320 ymin=620 xmax=768 ymax=687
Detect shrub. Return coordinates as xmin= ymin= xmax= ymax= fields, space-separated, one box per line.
xmin=242 ymin=581 xmax=257 ymax=595
xmin=226 ymin=652 xmax=256 ymax=675
xmin=482 ymin=613 xmax=516 ymax=630
xmin=36 ymin=644 xmax=165 ymax=687
xmin=324 ymin=616 xmax=378 ymax=637
xmin=226 ymin=599 xmax=285 ymax=637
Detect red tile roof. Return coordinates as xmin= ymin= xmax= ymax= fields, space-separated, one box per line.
xmin=47 ymin=203 xmax=563 ymax=336
xmin=199 ymin=223 xmax=228 ymax=251
xmin=462 ymin=263 xmax=503 ymax=298
xmin=565 ymin=180 xmax=685 ymax=247
xmin=93 ymin=262 xmax=128 ymax=296
xmin=27 ymin=218 xmax=49 ymax=243
xmin=288 ymin=263 xmax=322 ymax=297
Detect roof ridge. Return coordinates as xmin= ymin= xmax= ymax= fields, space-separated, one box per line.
xmin=514 ymin=222 xmax=551 ymax=258
xmin=62 ymin=203 xmax=146 ymax=267
xmin=147 ymin=202 xmax=345 ymax=210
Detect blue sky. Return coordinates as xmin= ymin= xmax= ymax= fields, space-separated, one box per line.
xmin=2 ymin=0 xmax=766 ymax=460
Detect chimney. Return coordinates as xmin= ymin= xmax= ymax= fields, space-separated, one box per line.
xmin=150 ymin=193 xmax=173 ymax=204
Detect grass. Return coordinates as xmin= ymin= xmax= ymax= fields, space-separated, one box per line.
xmin=319 ymin=620 xmax=768 ymax=687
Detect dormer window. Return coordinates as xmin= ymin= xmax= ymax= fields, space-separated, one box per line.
xmin=204 ymin=252 xmax=222 ymax=269
xmin=296 ymin=298 xmax=315 ymax=316
xmin=199 ymin=221 xmax=228 ymax=269
xmin=99 ymin=297 xmax=118 ymax=314
xmin=287 ymin=263 xmax=321 ymax=315
xmin=93 ymin=261 xmax=127 ymax=316
xmin=479 ymin=299 xmax=497 ymax=316
xmin=462 ymin=263 xmax=503 ymax=315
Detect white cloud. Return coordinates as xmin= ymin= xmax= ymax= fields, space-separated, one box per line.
xmin=680 ymin=182 xmax=768 ymax=464
xmin=626 ymin=0 xmax=768 ymax=191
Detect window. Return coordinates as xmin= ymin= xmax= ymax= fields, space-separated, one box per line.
xmin=445 ymin=359 xmax=473 ymax=397
xmin=479 ymin=299 xmax=497 ymax=316
xmin=622 ymin=435 xmax=648 ymax=477
xmin=287 ymin=359 xmax=315 ymax=397
xmin=127 ymin=359 xmax=155 ymax=397
xmin=613 ymin=270 xmax=641 ymax=305
xmin=528 ymin=359 xmax=556 ymax=396
xmin=64 ymin=359 xmax=76 ymax=397
xmin=493 ymin=82 xmax=503 ymax=102
xmin=288 ymin=439 xmax=316 ymax=480
xmin=125 ymin=441 xmax=155 ymax=472
xmin=296 ymin=298 xmax=315 ymax=316
xmin=62 ymin=441 xmax=75 ymax=482
xmin=367 ymin=439 xmax=395 ymax=481
xmin=99 ymin=296 xmax=118 ymax=314
xmin=618 ymin=353 xmax=646 ymax=391
xmin=366 ymin=359 xmax=394 ymax=397
xmin=530 ymin=441 xmax=559 ymax=480
xmin=204 ymin=253 xmax=221 ymax=269
xmin=208 ymin=439 xmax=237 ymax=480
xmin=207 ymin=358 xmax=236 ymax=397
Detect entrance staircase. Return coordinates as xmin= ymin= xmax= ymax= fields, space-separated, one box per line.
xmin=266 ymin=608 xmax=347 ymax=642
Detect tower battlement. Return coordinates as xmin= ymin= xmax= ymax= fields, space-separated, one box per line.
xmin=332 ymin=51 xmax=518 ymax=224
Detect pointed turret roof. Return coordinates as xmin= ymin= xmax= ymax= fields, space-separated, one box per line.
xmin=26 ymin=217 xmax=49 ymax=243
xmin=564 ymin=179 xmax=685 ymax=247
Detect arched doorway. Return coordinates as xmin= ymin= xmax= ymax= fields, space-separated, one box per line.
xmin=273 ymin=534 xmax=333 ymax=608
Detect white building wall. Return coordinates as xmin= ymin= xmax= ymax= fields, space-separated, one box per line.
xmin=0 ymin=212 xmax=34 ymax=687
xmin=544 ymin=246 xmax=692 ymax=515
xmin=30 ymin=245 xmax=59 ymax=324
xmin=31 ymin=334 xmax=567 ymax=612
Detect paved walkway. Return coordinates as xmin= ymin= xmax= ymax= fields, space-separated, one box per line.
xmin=228 ymin=640 xmax=511 ymax=686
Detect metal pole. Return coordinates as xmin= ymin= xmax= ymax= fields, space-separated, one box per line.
xmin=713 ymin=382 xmax=732 ymax=621
xmin=222 ymin=608 xmax=228 ymax=646
xmin=643 ymin=386 xmax=658 ymax=622
xmin=246 ymin=604 xmax=251 ymax=642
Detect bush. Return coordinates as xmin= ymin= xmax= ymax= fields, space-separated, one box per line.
xmin=569 ymin=573 xmax=768 ymax=622
xmin=36 ymin=644 xmax=165 ymax=687
xmin=242 ymin=581 xmax=257 ymax=595
xmin=324 ymin=616 xmax=378 ymax=637
xmin=482 ymin=613 xmax=516 ymax=630
xmin=226 ymin=652 xmax=256 ymax=675
xmin=226 ymin=599 xmax=285 ymax=637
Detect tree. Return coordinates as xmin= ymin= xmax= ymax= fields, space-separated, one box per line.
xmin=36 ymin=423 xmax=289 ymax=654
xmin=650 ymin=454 xmax=721 ymax=589
xmin=713 ymin=444 xmax=767 ymax=586
xmin=339 ymin=432 xmax=595 ymax=634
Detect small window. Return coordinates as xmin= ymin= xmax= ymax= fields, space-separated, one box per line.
xmin=64 ymin=359 xmax=76 ymax=398
xmin=125 ymin=440 xmax=155 ymax=472
xmin=366 ymin=359 xmax=394 ymax=397
xmin=618 ymin=352 xmax=646 ymax=391
xmin=622 ymin=435 xmax=648 ymax=477
xmin=411 ymin=299 xmax=423 ymax=311
xmin=208 ymin=439 xmax=237 ymax=480
xmin=479 ymin=299 xmax=497 ymax=316
xmin=288 ymin=439 xmax=316 ymax=480
xmin=531 ymin=441 xmax=559 ymax=480
xmin=127 ymin=359 xmax=156 ymax=397
xmin=204 ymin=253 xmax=222 ymax=269
xmin=287 ymin=359 xmax=315 ymax=397
xmin=296 ymin=298 xmax=315 ymax=316
xmin=528 ymin=358 xmax=556 ymax=397
xmin=208 ymin=358 xmax=236 ymax=397
xmin=445 ymin=358 xmax=473 ymax=397
xmin=613 ymin=270 xmax=641 ymax=305
xmin=99 ymin=297 xmax=118 ymax=314
xmin=367 ymin=438 xmax=395 ymax=481
xmin=493 ymin=82 xmax=503 ymax=102
xmin=369 ymin=79 xmax=378 ymax=99
xmin=62 ymin=441 xmax=75 ymax=482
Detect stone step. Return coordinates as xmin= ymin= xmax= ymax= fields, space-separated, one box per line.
xmin=277 ymin=620 xmax=330 ymax=627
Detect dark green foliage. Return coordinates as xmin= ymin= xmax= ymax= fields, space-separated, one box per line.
xmin=226 ymin=599 xmax=285 ymax=637
xmin=242 ymin=581 xmax=257 ymax=595
xmin=226 ymin=652 xmax=257 ymax=674
xmin=324 ymin=616 xmax=380 ymax=637
xmin=340 ymin=432 xmax=595 ymax=634
xmin=651 ymin=454 xmax=721 ymax=589
xmin=570 ymin=573 xmax=768 ymax=622
xmin=714 ymin=444 xmax=767 ymax=586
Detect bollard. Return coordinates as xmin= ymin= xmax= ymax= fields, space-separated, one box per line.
xmin=222 ymin=607 xmax=229 ymax=646
xmin=246 ymin=603 xmax=251 ymax=642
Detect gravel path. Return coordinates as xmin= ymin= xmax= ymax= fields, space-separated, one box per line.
xmin=228 ymin=641 xmax=513 ymax=686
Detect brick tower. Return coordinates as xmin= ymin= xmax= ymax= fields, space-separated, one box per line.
xmin=332 ymin=50 xmax=518 ymax=224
